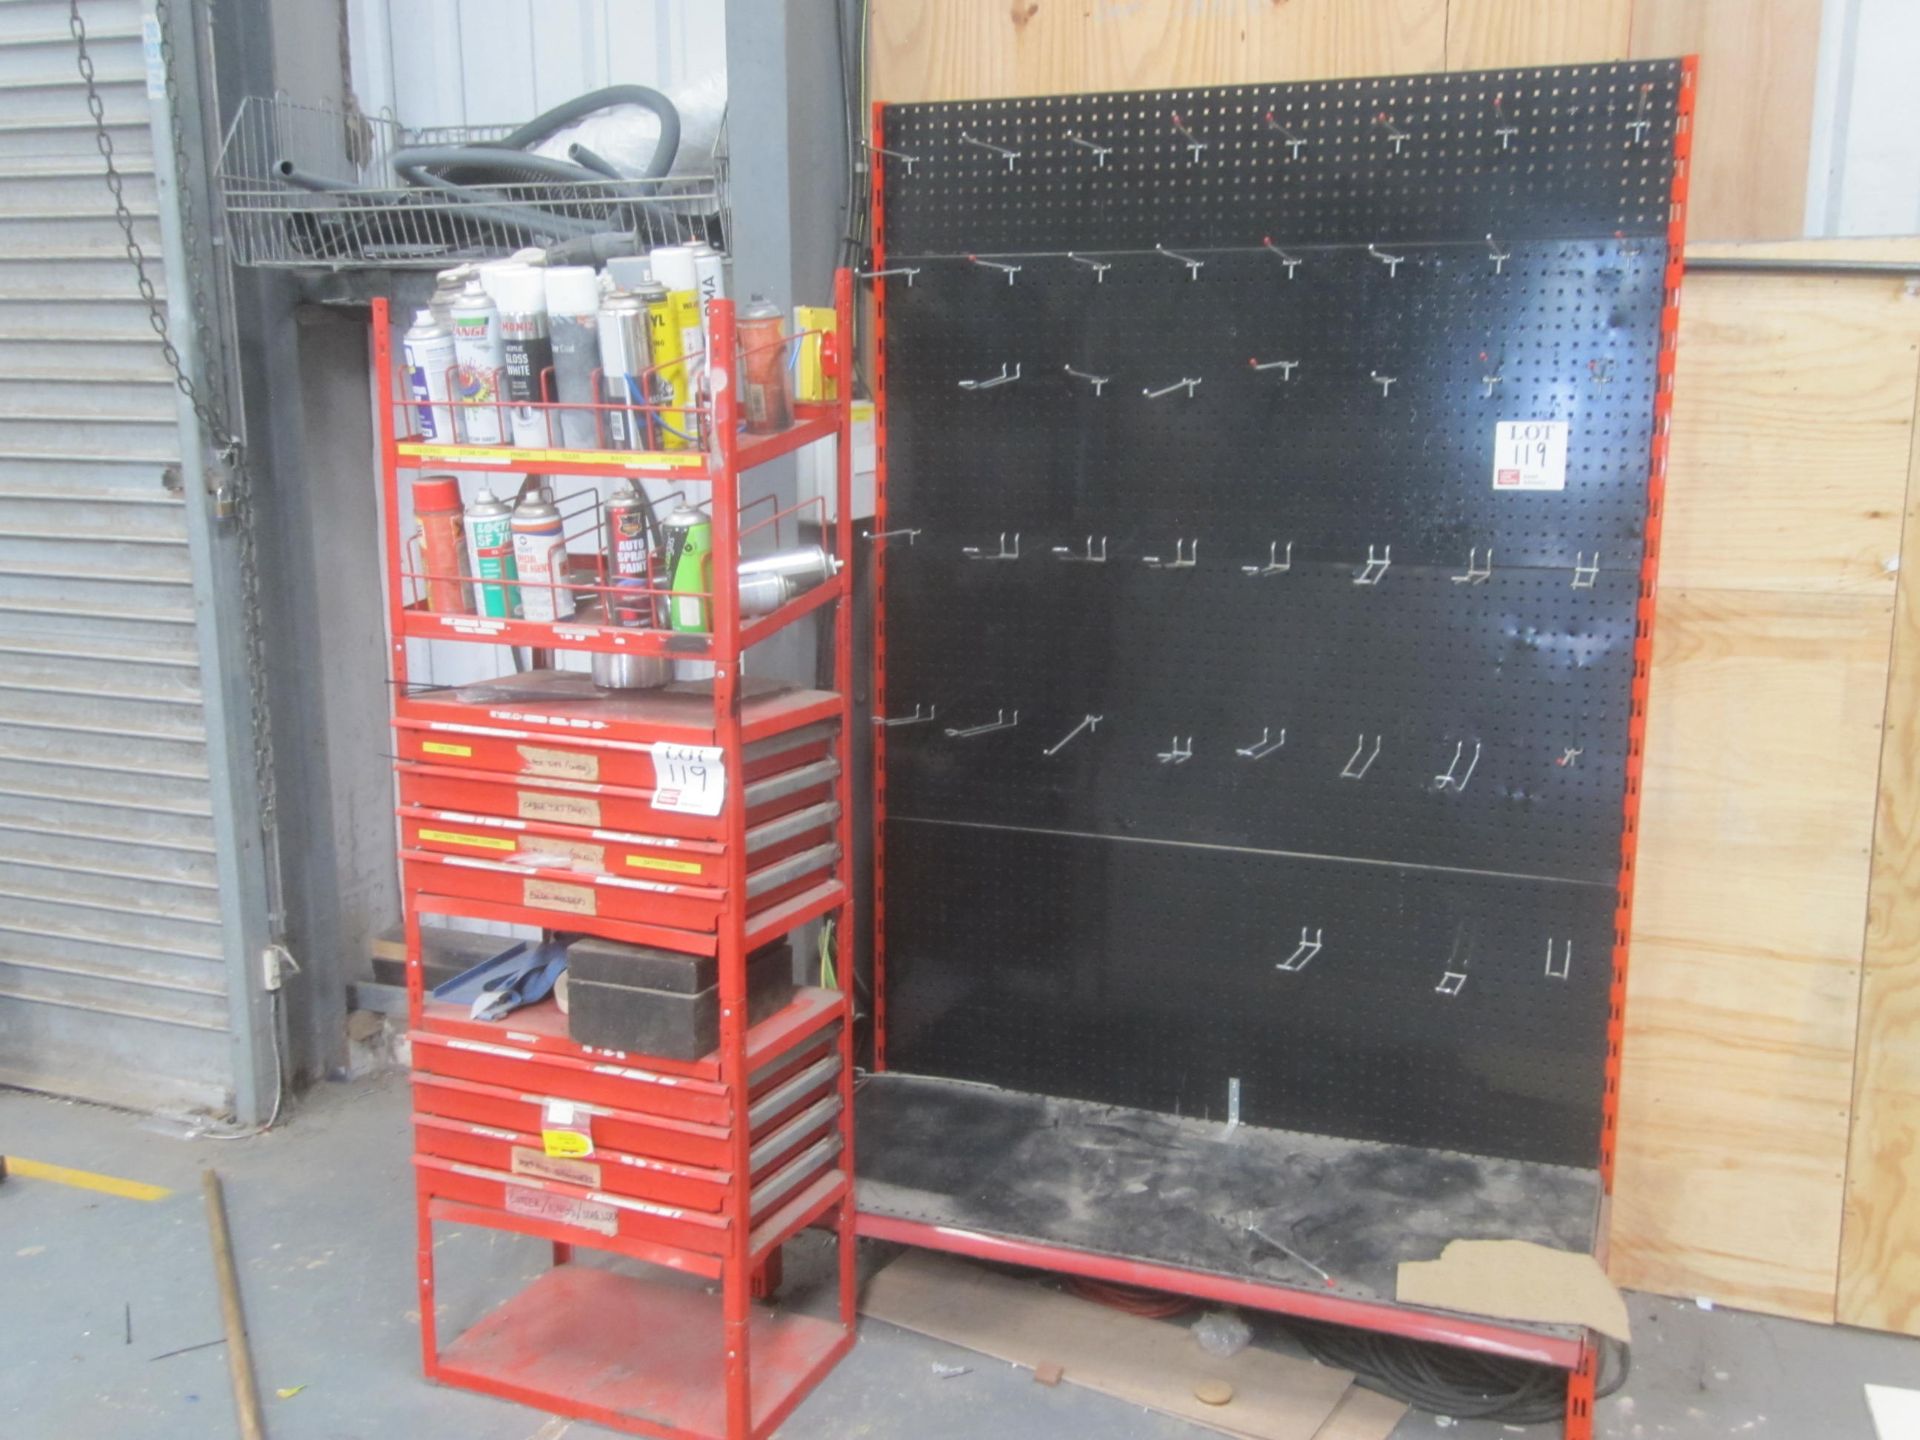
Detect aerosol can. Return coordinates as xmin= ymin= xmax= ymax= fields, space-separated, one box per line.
xmin=511 ymin=485 xmax=575 ymax=622
xmin=596 ymin=289 xmax=651 ymax=450
xmin=603 ymin=483 xmax=653 ymax=627
xmin=449 ymin=279 xmax=506 ymax=445
xmin=402 ymin=309 xmax=457 ymax=442
xmin=658 ymin=502 xmax=712 ymax=633
xmin=497 ymin=266 xmax=555 ymax=449
xmin=465 ymin=487 xmax=519 ymax=618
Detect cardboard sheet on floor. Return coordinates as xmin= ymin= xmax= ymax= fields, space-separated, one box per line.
xmin=1395 ymin=1239 xmax=1630 ymax=1342
xmin=861 ymin=1251 xmax=1391 ymax=1440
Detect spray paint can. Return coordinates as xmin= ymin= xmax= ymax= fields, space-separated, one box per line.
xmin=641 ymin=282 xmax=690 ymax=451
xmin=605 ymin=255 xmax=654 ymax=292
xmin=497 ymin=267 xmax=555 ymax=449
xmin=449 ymin=279 xmax=506 ymax=445
xmin=596 ymin=290 xmax=651 ymax=451
xmin=402 ymin=308 xmax=457 ymax=443
xmin=658 ymin=502 xmax=712 ymax=633
xmin=603 ymin=483 xmax=654 ymax=627
xmin=413 ymin=475 xmax=472 ymax=614
xmin=689 ymin=243 xmax=727 ymax=362
xmin=465 ymin=487 xmax=520 ymax=619
xmin=739 ymin=294 xmax=793 ymax=434
xmin=429 ymin=264 xmax=476 ymax=327
xmin=543 ymin=267 xmax=602 ymax=451
xmin=511 ymin=485 xmax=575 ymax=622
xmin=649 ymin=245 xmax=698 ymax=306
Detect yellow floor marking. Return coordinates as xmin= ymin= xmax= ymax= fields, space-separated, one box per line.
xmin=7 ymin=1156 xmax=172 ymax=1202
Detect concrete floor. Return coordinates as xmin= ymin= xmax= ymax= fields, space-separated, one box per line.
xmin=3 ymin=1074 xmax=1916 ymax=1440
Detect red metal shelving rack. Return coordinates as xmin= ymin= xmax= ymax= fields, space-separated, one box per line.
xmin=373 ymin=270 xmax=860 ymax=1440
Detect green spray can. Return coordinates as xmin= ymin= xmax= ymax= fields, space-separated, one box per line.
xmin=464 ymin=486 xmax=520 ymax=618
xmin=659 ymin=502 xmax=712 ymax=633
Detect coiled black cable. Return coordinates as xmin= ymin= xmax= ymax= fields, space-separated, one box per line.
xmin=1287 ymin=1324 xmax=1630 ymax=1425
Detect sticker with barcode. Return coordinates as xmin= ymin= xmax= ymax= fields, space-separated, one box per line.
xmin=649 ymin=744 xmax=726 ymax=816
xmin=1492 ymin=420 xmax=1569 ymax=491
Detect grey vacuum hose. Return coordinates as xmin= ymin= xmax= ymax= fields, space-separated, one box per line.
xmin=273 ymin=85 xmax=686 ymax=256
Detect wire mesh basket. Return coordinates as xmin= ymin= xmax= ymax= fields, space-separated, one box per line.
xmin=215 ymin=94 xmax=729 ymax=269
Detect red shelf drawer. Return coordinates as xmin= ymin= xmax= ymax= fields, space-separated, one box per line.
xmin=399 ymin=799 xmax=840 ymax=889
xmin=394 ymin=755 xmax=838 ymax=843
xmin=403 ymin=841 xmax=839 ymax=935
xmin=415 ymin=1152 xmax=729 ymax=1256
xmin=394 ymin=716 xmax=833 ymax=803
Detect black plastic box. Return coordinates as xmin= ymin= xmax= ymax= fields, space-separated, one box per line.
xmin=567 ymin=941 xmax=795 ymax=1060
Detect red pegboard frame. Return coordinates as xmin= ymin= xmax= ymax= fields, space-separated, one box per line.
xmin=865 ymin=57 xmax=1700 ymax=1440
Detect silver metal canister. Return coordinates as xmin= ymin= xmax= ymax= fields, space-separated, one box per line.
xmin=595 ymin=290 xmax=650 ymax=451
xmin=736 ymin=545 xmax=840 ymax=617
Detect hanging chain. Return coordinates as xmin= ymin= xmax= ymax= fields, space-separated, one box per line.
xmin=72 ymin=0 xmax=284 ymax=925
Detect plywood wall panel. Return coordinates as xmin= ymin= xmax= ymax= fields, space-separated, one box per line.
xmin=868 ymin=0 xmax=1447 ymax=104
xmin=1444 ymin=0 xmax=1631 ymax=70
xmin=1656 ymin=274 xmax=1918 ymax=596
xmin=1613 ymin=588 xmax=1893 ymax=1322
xmin=1839 ymin=401 xmax=1920 ymax=1338
xmin=1629 ymin=0 xmax=1823 ymax=240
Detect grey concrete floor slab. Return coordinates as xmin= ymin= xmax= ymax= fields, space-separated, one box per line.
xmin=1 ymin=1074 xmax=1916 ymax=1439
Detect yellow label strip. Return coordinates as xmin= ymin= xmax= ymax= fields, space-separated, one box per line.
xmin=398 ymin=442 xmax=703 ymax=471
xmin=419 ymin=828 xmax=518 ymax=852
xmin=8 ymin=1157 xmax=172 ymax=1202
xmin=627 ymin=855 xmax=704 ymax=875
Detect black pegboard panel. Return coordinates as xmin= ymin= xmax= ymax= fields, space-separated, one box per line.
xmin=875 ymin=62 xmax=1679 ymax=1170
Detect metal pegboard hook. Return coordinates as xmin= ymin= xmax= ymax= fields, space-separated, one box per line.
xmin=1064 ymin=133 xmax=1111 ymax=166
xmin=1250 ymin=357 xmax=1299 ymax=380
xmin=862 ymin=526 xmax=921 ymax=545
xmin=958 ymin=362 xmax=1021 ymax=390
xmin=1572 ymin=551 xmax=1601 ymax=588
xmin=1066 ymin=252 xmax=1112 ymax=282
xmin=1369 ymin=369 xmax=1397 ymax=398
xmin=1262 ymin=112 xmax=1307 ymax=158
xmin=1367 ymin=243 xmax=1405 ymax=278
xmin=1545 ymin=939 xmax=1573 ymax=980
xmin=1486 ymin=234 xmax=1511 ymax=275
xmin=1156 ymin=735 xmax=1194 ymax=765
xmin=1042 ymin=714 xmax=1102 ymax=757
xmin=1143 ymin=377 xmax=1202 ymax=400
xmin=944 ymin=709 xmax=1019 ymax=739
xmin=873 ymin=704 xmax=938 ymax=728
xmin=1434 ymin=740 xmax=1482 ymax=793
xmin=1236 ymin=726 xmax=1286 ymax=761
xmin=861 ymin=139 xmax=919 ymax=175
xmin=961 ymin=532 xmax=1020 ymax=561
xmin=857 ymin=265 xmax=920 ymax=287
xmin=1451 ymin=547 xmax=1492 ymax=584
xmin=1143 ymin=537 xmax=1197 ymax=569
xmin=1353 ymin=545 xmax=1391 ymax=585
xmin=959 ymin=131 xmax=1020 ymax=169
xmin=1156 ymin=244 xmax=1205 ymax=280
xmin=1276 ymin=927 xmax=1322 ymax=971
xmin=966 ymin=254 xmax=1022 ymax=284
xmin=1341 ymin=734 xmax=1382 ymax=780
xmin=1169 ymin=112 xmax=1207 ymax=162
xmin=1262 ymin=239 xmax=1303 ymax=278
xmin=1052 ymin=535 xmax=1108 ymax=563
xmin=1242 ymin=541 xmax=1293 ymax=577
xmin=1062 ymin=364 xmax=1110 ymax=395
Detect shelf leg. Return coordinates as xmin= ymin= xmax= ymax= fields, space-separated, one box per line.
xmin=835 ymin=995 xmax=859 ymax=1333
xmin=415 ymin=1190 xmax=439 ymax=1379
xmin=1564 ymin=1333 xmax=1598 ymax=1439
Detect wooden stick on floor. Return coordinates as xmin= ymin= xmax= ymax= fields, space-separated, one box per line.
xmin=202 ymin=1169 xmax=267 ymax=1440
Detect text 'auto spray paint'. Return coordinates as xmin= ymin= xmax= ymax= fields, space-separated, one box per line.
xmin=511 ymin=485 xmax=575 ymax=622
xmin=449 ymin=279 xmax=506 ymax=445
xmin=595 ymin=289 xmax=650 ymax=451
xmin=402 ymin=309 xmax=456 ymax=442
xmin=464 ymin=487 xmax=519 ymax=618
xmin=544 ymin=266 xmax=601 ymax=451
xmin=497 ymin=266 xmax=554 ymax=449
xmin=603 ymin=482 xmax=653 ymax=627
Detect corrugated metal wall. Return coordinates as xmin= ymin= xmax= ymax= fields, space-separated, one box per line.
xmin=0 ymin=0 xmax=232 ymax=1113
